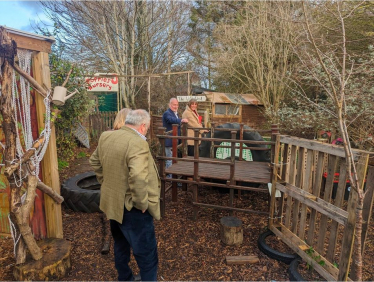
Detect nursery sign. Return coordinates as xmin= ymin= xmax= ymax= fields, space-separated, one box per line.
xmin=85 ymin=73 xmax=118 ymax=92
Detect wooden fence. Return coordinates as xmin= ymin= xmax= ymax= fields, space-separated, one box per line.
xmin=269 ymin=135 xmax=374 ymax=281
xmin=89 ymin=112 xmax=163 ymax=141
xmin=88 ymin=111 xmax=117 ymax=140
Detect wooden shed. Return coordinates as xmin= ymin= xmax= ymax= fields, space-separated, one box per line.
xmin=180 ymin=91 xmax=267 ymax=129
xmin=0 ymin=26 xmax=62 ymax=239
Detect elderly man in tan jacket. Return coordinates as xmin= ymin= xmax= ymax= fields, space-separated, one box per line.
xmin=89 ymin=109 xmax=160 ymax=281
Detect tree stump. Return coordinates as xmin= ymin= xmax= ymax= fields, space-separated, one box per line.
xmin=13 ymin=238 xmax=72 ymax=281
xmin=220 ymin=216 xmax=243 ymax=246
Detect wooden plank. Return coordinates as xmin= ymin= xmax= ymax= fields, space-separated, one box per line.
xmin=280 ymin=135 xmax=362 ymax=159
xmin=278 ymin=144 xmax=290 ymax=221
xmin=193 ymin=202 xmax=268 ymax=215
xmin=270 ymin=224 xmax=338 ymax=281
xmin=165 ymin=159 xmax=271 ymax=183
xmin=339 ymin=153 xmax=369 ymax=281
xmin=276 ymin=183 xmax=348 ymax=225
xmin=226 ymin=255 xmax=259 ymax=265
xmin=362 ymin=165 xmax=374 ymax=255
xmin=326 ymin=164 xmax=347 ymax=261
xmin=316 ymin=155 xmax=338 ymax=254
xmin=307 ymin=151 xmax=326 ymax=245
xmin=9 ymin=33 xmax=52 ymax=53
xmin=298 ymin=150 xmax=314 ymax=239
xmin=33 ymin=52 xmax=63 ymax=238
xmin=291 ymin=147 xmax=306 ymax=233
xmin=269 ymin=135 xmax=281 ymax=228
xmin=285 ymin=145 xmax=297 ymax=229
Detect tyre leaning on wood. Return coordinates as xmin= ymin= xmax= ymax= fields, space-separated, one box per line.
xmin=257 ymin=229 xmax=299 ymax=264
xmin=61 ymin=171 xmax=101 ymax=213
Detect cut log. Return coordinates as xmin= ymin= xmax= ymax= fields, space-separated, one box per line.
xmin=226 ymin=255 xmax=259 ymax=265
xmin=13 ymin=238 xmax=71 ymax=281
xmin=220 ymin=216 xmax=243 ymax=246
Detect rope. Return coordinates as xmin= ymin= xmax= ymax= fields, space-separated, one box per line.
xmin=9 ymin=49 xmax=52 ymax=181
xmin=8 ymin=215 xmax=21 ymax=256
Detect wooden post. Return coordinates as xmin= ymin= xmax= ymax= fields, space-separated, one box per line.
xmin=269 ymin=133 xmax=281 ymax=229
xmin=181 ymin=123 xmax=188 ymax=191
xmin=238 ymin=123 xmax=244 ymax=199
xmin=158 ymin=127 xmax=166 ymax=218
xmin=181 ymin=123 xmax=188 ymax=157
xmin=229 ymin=131 xmax=236 ymax=216
xmin=193 ymin=129 xmax=200 ymax=221
xmin=210 ymin=122 xmax=216 ymax=158
xmin=239 ymin=123 xmax=244 ymax=161
xmin=361 ymin=166 xmax=374 ymax=255
xmin=172 ymin=124 xmax=178 ymax=202
xmin=33 ymin=52 xmax=63 ymax=239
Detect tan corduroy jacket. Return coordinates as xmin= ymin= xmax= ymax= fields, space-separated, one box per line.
xmin=89 ymin=126 xmax=161 ymax=222
xmin=182 ymin=105 xmax=203 ymax=146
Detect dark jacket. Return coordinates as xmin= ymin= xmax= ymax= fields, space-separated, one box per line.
xmin=162 ymin=108 xmax=182 ymax=147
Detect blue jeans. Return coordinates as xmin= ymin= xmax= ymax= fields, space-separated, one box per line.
xmin=165 ymin=147 xmax=172 ymax=178
xmin=110 ymin=209 xmax=158 ymax=281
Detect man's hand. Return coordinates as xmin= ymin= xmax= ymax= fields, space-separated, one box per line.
xmin=181 ymin=118 xmax=188 ymax=123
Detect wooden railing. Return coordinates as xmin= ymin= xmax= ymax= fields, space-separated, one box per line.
xmin=156 ymin=123 xmax=278 ymax=219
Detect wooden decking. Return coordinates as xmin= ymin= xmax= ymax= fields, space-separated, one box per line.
xmin=165 ymin=157 xmax=271 ymax=184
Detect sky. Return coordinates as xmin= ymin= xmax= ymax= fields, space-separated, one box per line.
xmin=0 ymin=0 xmax=52 ymax=32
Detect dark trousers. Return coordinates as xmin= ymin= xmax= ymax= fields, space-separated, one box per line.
xmin=110 ymin=208 xmax=158 ymax=281
xmin=187 ymin=145 xmax=194 ymax=157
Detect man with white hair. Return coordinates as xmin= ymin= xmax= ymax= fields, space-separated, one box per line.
xmin=162 ymin=98 xmax=188 ymax=173
xmin=90 ymin=109 xmax=160 ymax=281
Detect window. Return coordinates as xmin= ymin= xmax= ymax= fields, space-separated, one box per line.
xmin=214 ymin=104 xmax=239 ymax=115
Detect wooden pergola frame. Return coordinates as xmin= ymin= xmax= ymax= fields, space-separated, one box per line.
xmin=85 ymin=70 xmax=195 ymax=112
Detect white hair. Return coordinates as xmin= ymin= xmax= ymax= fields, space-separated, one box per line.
xmin=125 ymin=109 xmax=150 ymax=127
xmin=169 ymin=97 xmax=178 ymax=104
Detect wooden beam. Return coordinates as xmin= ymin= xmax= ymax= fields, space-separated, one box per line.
xmin=9 ymin=33 xmax=52 ymax=53
xmin=280 ymin=135 xmax=363 ymax=159
xmin=270 ymin=225 xmax=339 ymax=281
xmin=276 ymin=182 xmax=348 ymax=225
xmin=32 ymin=52 xmax=63 ymax=239
xmin=226 ymin=256 xmax=259 ymax=265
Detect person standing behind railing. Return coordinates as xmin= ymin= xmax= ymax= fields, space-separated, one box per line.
xmin=162 ymin=98 xmax=188 ymax=172
xmin=182 ymin=98 xmax=207 ymax=156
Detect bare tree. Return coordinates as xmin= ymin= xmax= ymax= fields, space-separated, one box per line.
xmin=212 ymin=1 xmax=297 ymax=123
xmin=40 ymin=1 xmax=191 ymax=108
xmin=292 ymin=1 xmax=374 ymax=280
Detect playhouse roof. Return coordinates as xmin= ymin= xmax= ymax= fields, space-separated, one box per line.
xmin=1 ymin=25 xmax=55 ymax=53
xmin=203 ymin=91 xmax=263 ymax=106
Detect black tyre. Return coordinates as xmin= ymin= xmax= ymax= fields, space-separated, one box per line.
xmin=257 ymin=229 xmax=299 ymax=264
xmin=61 ymin=171 xmax=101 ymax=213
xmin=199 ymin=122 xmax=269 ymax=162
xmin=288 ymin=258 xmax=305 ymax=281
